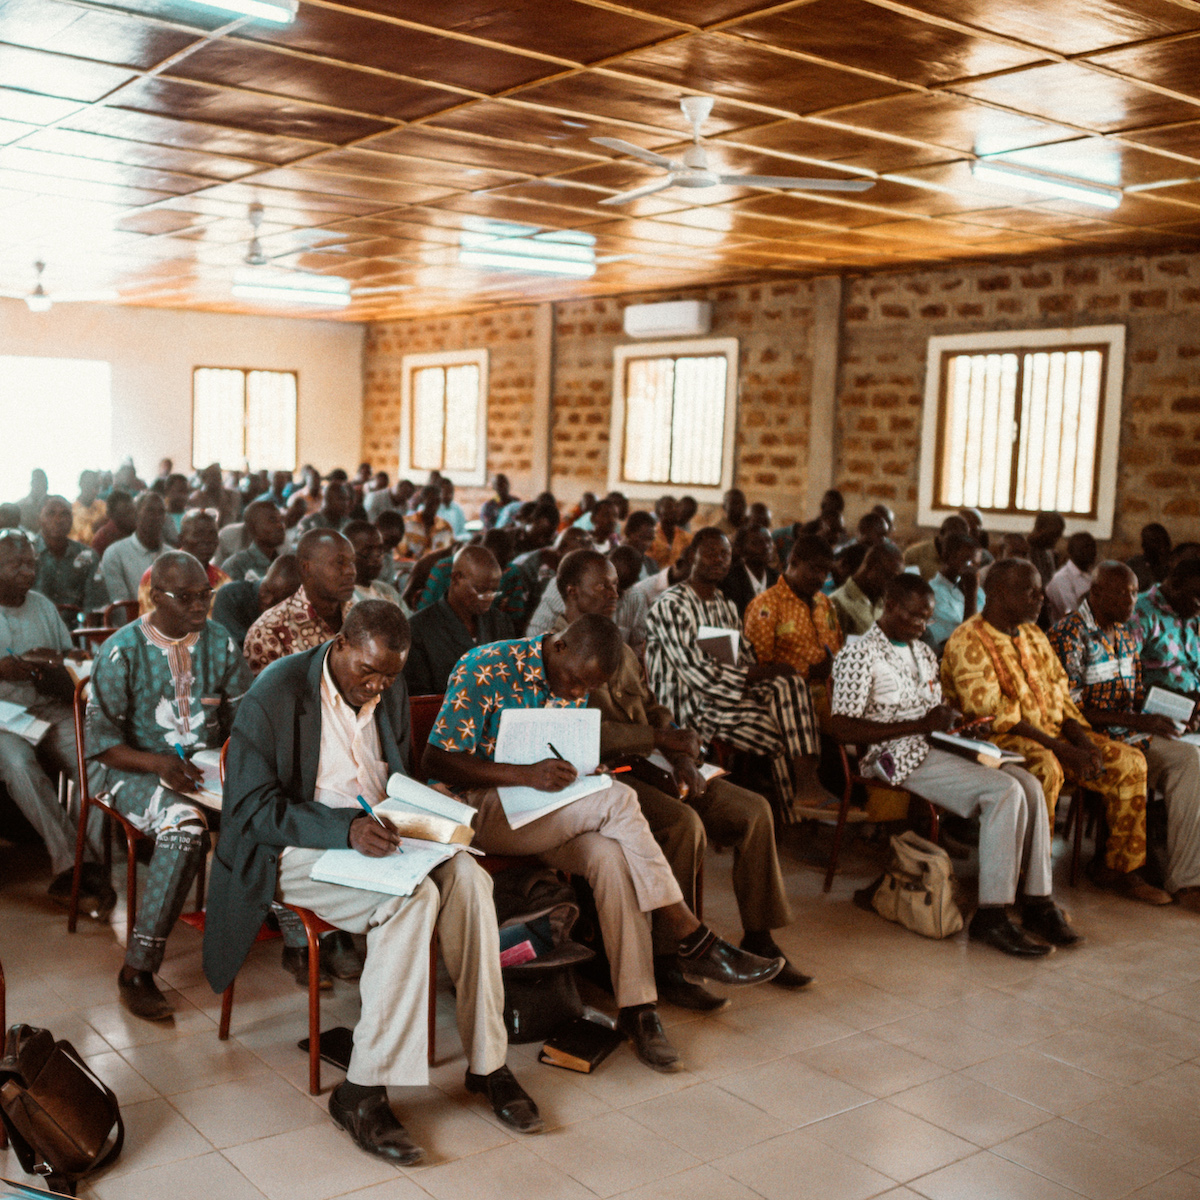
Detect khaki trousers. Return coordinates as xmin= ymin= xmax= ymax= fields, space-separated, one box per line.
xmin=1144 ymin=735 xmax=1200 ymax=893
xmin=632 ymin=777 xmax=794 ymax=953
xmin=277 ymin=849 xmax=507 ymax=1087
xmin=469 ymin=781 xmax=683 ymax=1009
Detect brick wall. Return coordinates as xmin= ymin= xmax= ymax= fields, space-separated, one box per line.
xmin=551 ymin=279 xmax=816 ymax=522
xmin=837 ymin=250 xmax=1200 ymax=550
xmin=362 ymin=306 xmax=538 ymax=512
xmin=361 ymin=248 xmax=1200 ymax=552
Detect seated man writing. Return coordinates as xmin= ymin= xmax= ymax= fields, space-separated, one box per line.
xmin=942 ymin=559 xmax=1169 ymax=905
xmin=553 ymin=550 xmax=807 ymax=1008
xmin=743 ymin=534 xmax=842 ymax=719
xmin=832 ymin=573 xmax=1078 ymax=955
xmin=86 ymin=551 xmax=251 ymax=1020
xmin=0 ymin=530 xmax=110 ymax=915
xmin=403 ymin=544 xmax=513 ymax=696
xmin=1051 ymin=562 xmax=1200 ymax=912
xmin=645 ymin=527 xmax=834 ymax=822
xmin=423 ymin=613 xmax=783 ymax=1073
xmin=204 ymin=602 xmax=538 ymax=1164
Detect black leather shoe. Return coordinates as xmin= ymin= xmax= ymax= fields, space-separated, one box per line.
xmin=465 ymin=1065 xmax=544 ymax=1134
xmin=968 ymin=913 xmax=1053 ymax=958
xmin=1021 ymin=902 xmax=1083 ymax=948
xmin=740 ymin=935 xmax=813 ymax=991
xmin=654 ymin=957 xmax=729 ymax=1012
xmin=118 ymin=969 xmax=175 ymax=1021
xmin=679 ymin=928 xmax=783 ymax=987
xmin=328 ymin=1083 xmax=425 ymax=1165
xmin=48 ymin=866 xmax=116 ymax=921
xmin=618 ymin=1006 xmax=681 ymax=1073
xmin=281 ymin=946 xmax=334 ymax=990
xmin=319 ymin=930 xmax=365 ymax=980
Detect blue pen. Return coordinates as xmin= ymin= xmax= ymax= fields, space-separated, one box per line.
xmin=356 ymin=794 xmax=402 ymax=851
xmin=175 ymin=744 xmax=187 ymax=760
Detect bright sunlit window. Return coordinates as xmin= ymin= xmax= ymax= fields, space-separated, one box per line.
xmin=398 ymin=349 xmax=488 ymax=486
xmin=192 ymin=367 xmax=297 ymax=471
xmin=608 ymin=338 xmax=739 ymax=502
xmin=918 ymin=325 xmax=1125 ymax=537
xmin=0 ymin=356 xmax=112 ymax=500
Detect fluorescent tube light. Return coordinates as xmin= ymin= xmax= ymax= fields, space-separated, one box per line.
xmin=971 ymin=161 xmax=1122 ymax=209
xmin=232 ymin=272 xmax=350 ymax=307
xmin=186 ymin=0 xmax=297 ymax=23
xmin=458 ymin=222 xmax=596 ymax=277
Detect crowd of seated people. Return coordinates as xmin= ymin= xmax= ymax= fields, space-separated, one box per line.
xmin=5 ymin=454 xmax=1200 ymax=1165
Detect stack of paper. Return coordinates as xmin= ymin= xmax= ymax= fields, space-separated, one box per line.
xmin=310 ymin=837 xmax=478 ymax=897
xmin=0 ymin=699 xmax=51 ymax=745
xmin=1143 ymin=686 xmax=1197 ymax=728
xmin=697 ymin=625 xmax=740 ymax=665
xmin=495 ymin=708 xmax=610 ymax=829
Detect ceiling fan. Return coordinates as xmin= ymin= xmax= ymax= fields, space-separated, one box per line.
xmin=0 ymin=260 xmax=118 ymax=312
xmin=591 ymin=95 xmax=876 ymax=206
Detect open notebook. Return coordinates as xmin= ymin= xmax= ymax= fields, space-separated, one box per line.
xmin=495 ymin=708 xmax=610 ymax=829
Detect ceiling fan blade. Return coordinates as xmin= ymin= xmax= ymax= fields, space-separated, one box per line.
xmin=590 ymin=137 xmax=675 ymax=169
xmin=598 ymin=178 xmax=675 ymax=206
xmin=719 ymin=174 xmax=875 ymax=192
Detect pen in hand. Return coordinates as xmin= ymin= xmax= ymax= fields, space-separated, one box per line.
xmin=547 ymin=742 xmax=566 ymax=760
xmin=356 ymin=794 xmax=403 ymax=852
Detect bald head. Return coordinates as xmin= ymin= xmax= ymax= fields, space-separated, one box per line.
xmin=150 ymin=550 xmax=206 ymax=590
xmin=453 ymin=544 xmax=500 ymax=578
xmin=448 ymin=543 xmax=501 ymax=621
xmin=259 ymin=553 xmax=301 ymax=611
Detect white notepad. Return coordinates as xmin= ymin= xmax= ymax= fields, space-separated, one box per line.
xmin=310 ymin=838 xmax=471 ymax=897
xmin=1143 ymin=686 xmax=1196 ymax=726
xmin=494 ymin=707 xmax=607 ymax=829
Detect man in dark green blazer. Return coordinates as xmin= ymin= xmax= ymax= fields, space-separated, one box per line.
xmin=203 ymin=601 xmax=541 ymax=1164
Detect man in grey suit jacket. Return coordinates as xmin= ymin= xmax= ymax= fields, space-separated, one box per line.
xmin=203 ymin=601 xmax=541 ymax=1164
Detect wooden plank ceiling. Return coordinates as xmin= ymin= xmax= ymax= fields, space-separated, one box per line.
xmin=4 ymin=0 xmax=1200 ymax=319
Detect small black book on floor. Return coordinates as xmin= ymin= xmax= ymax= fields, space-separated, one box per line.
xmin=538 ymin=1017 xmax=624 ymax=1074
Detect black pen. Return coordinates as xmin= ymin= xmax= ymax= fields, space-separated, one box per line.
xmin=547 ymin=742 xmax=566 ymax=761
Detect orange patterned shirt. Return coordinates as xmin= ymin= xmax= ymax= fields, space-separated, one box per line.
xmin=940 ymin=613 xmax=1086 ymax=736
xmin=743 ymin=579 xmax=843 ymax=679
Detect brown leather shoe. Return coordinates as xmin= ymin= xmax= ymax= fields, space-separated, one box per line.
xmin=618 ymin=1006 xmax=681 ymax=1073
xmin=1088 ymin=864 xmax=1172 ymax=906
xmin=118 ymin=969 xmax=175 ymax=1021
xmin=328 ymin=1083 xmax=424 ymax=1165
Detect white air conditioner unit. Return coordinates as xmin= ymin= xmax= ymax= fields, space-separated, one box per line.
xmin=622 ymin=299 xmax=712 ymax=340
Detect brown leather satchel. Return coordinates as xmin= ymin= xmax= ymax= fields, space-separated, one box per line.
xmin=0 ymin=1025 xmax=124 ymax=1196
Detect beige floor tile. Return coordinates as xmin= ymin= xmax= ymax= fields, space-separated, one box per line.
xmin=624 ymin=1080 xmax=788 ymax=1160
xmin=1147 ymin=1059 xmax=1200 ymax=1097
xmin=943 ymin=989 xmax=1077 ymax=1044
xmin=168 ymin=1071 xmax=328 ymax=1148
xmin=222 ymin=1123 xmax=399 ymax=1200
xmin=872 ymin=1191 xmax=932 ymax=1200
xmin=1083 ymin=1003 xmax=1200 ymax=1060
xmin=96 ymin=1098 xmax=212 ymax=1179
xmin=717 ymin=1054 xmax=874 ymax=1126
xmin=608 ymin=1162 xmax=764 ymax=1200
xmin=83 ymin=1049 xmax=160 ymax=1105
xmin=81 ymin=996 xmax=217 ymax=1050
xmin=964 ymin=1046 xmax=1120 ymax=1114
xmin=872 ymin=1010 xmax=1014 ymax=1070
xmin=993 ymin=1118 xmax=1178 ymax=1200
xmin=656 ymin=1013 xmax=787 ymax=1081
xmin=118 ymin=1029 xmax=269 ymax=1095
xmin=798 ymin=1032 xmax=948 ymax=1098
xmin=1032 ymin=1025 xmax=1183 ymax=1085
xmin=331 ymin=1177 xmax=436 ymax=1200
xmin=387 ymin=1085 xmax=513 ymax=1162
xmin=415 ymin=1140 xmax=594 ymax=1200
xmin=1147 ymin=980 xmax=1200 ymax=1019
xmin=717 ymin=994 xmax=861 ymax=1054
xmin=484 ymin=1059 xmax=612 ymax=1131
xmin=715 ymin=1129 xmax=896 ymax=1200
xmin=804 ymin=1100 xmax=978 ymax=1182
xmin=1065 ymin=1078 xmax=1200 ymax=1164
xmin=89 ymin=1151 xmax=268 ymax=1200
xmin=889 ymin=1073 xmax=1053 ymax=1147
xmin=804 ymin=978 xmax=928 ymax=1030
xmin=910 ymin=1149 xmax=1097 ymax=1200
xmin=566 ymin=1046 xmax=701 ymax=1107
xmin=524 ymin=1110 xmax=699 ymax=1198
xmin=1126 ymin=1171 xmax=1200 ymax=1200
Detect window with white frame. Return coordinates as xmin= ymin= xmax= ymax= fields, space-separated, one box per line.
xmin=917 ymin=325 xmax=1125 ymax=537
xmin=608 ymin=338 xmax=739 ymax=502
xmin=398 ymin=349 xmax=488 ymax=486
xmin=192 ymin=367 xmax=297 ymax=471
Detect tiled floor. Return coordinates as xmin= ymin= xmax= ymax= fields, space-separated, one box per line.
xmin=3 ymin=827 xmax=1200 ymax=1200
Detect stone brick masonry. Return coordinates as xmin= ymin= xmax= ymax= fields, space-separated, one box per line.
xmin=363 ymin=248 xmax=1200 ymax=555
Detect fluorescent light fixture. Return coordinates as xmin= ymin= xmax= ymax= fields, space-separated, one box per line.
xmin=971 ymin=160 xmax=1122 ymax=209
xmin=232 ymin=271 xmax=350 ymax=307
xmin=458 ymin=221 xmax=596 ymax=277
xmin=186 ymin=0 xmax=297 ymax=23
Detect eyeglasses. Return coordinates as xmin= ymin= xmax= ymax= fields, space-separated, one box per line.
xmin=157 ymin=588 xmax=214 ymax=606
